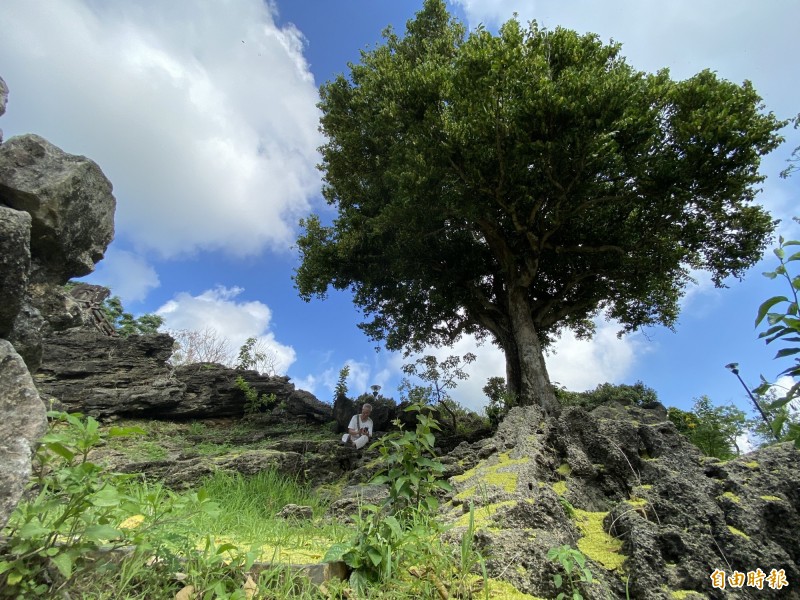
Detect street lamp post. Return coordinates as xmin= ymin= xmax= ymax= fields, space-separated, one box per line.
xmin=725 ymin=363 xmax=779 ymax=441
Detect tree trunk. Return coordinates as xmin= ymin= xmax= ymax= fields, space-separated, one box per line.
xmin=506 ymin=287 xmax=561 ymax=417
xmin=504 ymin=337 xmax=522 ymax=399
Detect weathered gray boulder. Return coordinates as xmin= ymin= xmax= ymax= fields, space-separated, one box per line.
xmin=439 ymin=404 xmax=800 ymax=599
xmin=0 ymin=134 xmax=115 ymax=283
xmin=29 ymin=282 xmax=85 ymax=333
xmin=277 ymin=504 xmax=314 ymax=520
xmin=0 ymin=340 xmax=48 ymax=530
xmin=6 ymin=302 xmax=47 ymax=371
xmin=0 ymin=206 xmax=31 ymax=337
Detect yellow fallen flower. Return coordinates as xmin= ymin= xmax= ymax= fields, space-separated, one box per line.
xmin=119 ymin=514 xmax=146 ymax=530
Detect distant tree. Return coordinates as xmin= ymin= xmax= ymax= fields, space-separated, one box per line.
xmin=402 ymin=353 xmax=476 ymax=430
xmin=168 ymin=327 xmax=233 ymax=366
xmin=669 ymin=396 xmax=747 ymax=459
xmin=168 ymin=329 xmax=280 ymax=376
xmin=234 ymin=337 xmax=280 ymax=376
xmin=483 ymin=375 xmax=518 ymax=428
xmin=102 ymin=296 xmax=163 ymax=337
xmin=557 ymin=381 xmax=659 ymax=409
xmin=295 ymin=0 xmax=783 ymax=416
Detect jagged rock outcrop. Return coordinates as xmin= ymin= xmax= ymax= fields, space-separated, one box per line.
xmin=0 ymin=77 xmax=115 ymax=531
xmin=35 ymin=329 xmax=184 ymax=417
xmin=0 ymin=340 xmax=48 ymax=530
xmin=35 ymin=329 xmax=333 ymax=422
xmin=439 ymin=403 xmax=800 ymax=599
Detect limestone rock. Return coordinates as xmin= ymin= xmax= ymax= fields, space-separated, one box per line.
xmin=0 ymin=206 xmax=31 ymax=337
xmin=6 ymin=301 xmax=46 ymax=371
xmin=328 ymin=484 xmax=390 ymax=523
xmin=35 ymin=329 xmax=185 ymax=418
xmin=283 ymin=386 xmax=333 ymax=423
xmin=0 ymin=134 xmax=115 ymax=283
xmin=440 ymin=404 xmax=800 ymax=599
xmin=29 ymin=282 xmax=85 ymax=333
xmin=0 ymin=340 xmax=47 ymax=530
xmin=35 ymin=331 xmax=333 ymax=422
xmin=277 ymin=504 xmax=314 ymax=520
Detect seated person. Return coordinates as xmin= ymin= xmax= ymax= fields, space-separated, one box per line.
xmin=342 ymin=403 xmax=373 ymax=449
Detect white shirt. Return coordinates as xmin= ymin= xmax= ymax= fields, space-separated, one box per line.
xmin=347 ymin=414 xmax=373 ymax=437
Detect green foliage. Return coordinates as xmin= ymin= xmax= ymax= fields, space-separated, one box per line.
xmin=296 ymin=0 xmax=782 ymax=410
xmin=752 ymin=224 xmax=800 ymax=447
xmin=547 ymin=545 xmax=593 ymax=600
xmin=102 ymin=295 xmax=163 ymax=336
xmin=326 ymin=401 xmax=455 ymax=593
xmin=666 ymin=406 xmax=699 ymax=437
xmin=401 ymin=353 xmax=476 ymax=430
xmin=371 ymin=401 xmax=453 ymax=514
xmin=556 ymin=381 xmax=659 ymax=409
xmin=669 ymin=396 xmax=747 ymax=459
xmin=234 ymin=376 xmax=277 ymax=415
xmin=780 ymin=113 xmax=799 ymax=179
xmin=483 ymin=376 xmax=518 ymax=429
xmin=0 ymin=412 xmax=221 ymax=598
xmin=235 ymin=337 xmax=260 ymax=371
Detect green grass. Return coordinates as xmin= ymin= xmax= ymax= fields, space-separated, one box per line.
xmin=184 ymin=470 xmax=349 ymax=562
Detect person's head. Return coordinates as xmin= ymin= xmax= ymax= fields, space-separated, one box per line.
xmin=360 ymin=403 xmax=372 ymax=418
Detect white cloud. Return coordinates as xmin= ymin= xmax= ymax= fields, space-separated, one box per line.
xmin=82 ymin=248 xmax=160 ymax=304
xmin=292 ymin=374 xmax=318 ymax=395
xmin=155 ymin=286 xmax=296 ymax=374
xmin=316 ymin=359 xmax=372 ymax=399
xmin=0 ymin=0 xmax=321 ymax=258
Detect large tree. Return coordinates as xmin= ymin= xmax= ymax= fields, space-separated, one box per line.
xmin=295 ymin=1 xmax=783 ymax=415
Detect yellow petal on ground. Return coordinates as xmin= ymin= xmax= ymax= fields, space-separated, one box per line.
xmin=243 ymin=574 xmax=257 ymax=599
xmin=118 ymin=514 xmax=145 ymax=530
xmin=175 ymin=585 xmax=195 ymax=600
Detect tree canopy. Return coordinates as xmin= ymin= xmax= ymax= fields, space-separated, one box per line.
xmin=295 ymin=0 xmax=784 ymax=414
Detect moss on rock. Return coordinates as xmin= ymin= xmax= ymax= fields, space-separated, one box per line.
xmin=573 ymin=510 xmax=626 ymax=571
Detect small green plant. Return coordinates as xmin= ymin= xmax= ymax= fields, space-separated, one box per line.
xmin=324 ymin=401 xmax=453 ymax=594
xmin=729 ymin=226 xmax=800 ymax=449
xmin=483 ymin=376 xmax=519 ymax=429
xmin=334 ymin=364 xmax=350 ymax=401
xmin=235 ymin=375 xmax=277 ymax=415
xmin=371 ymin=401 xmax=453 ymax=514
xmin=752 ymin=228 xmax=800 ymax=447
xmin=188 ymin=420 xmax=207 ymax=436
xmin=0 ymin=412 xmax=144 ymax=596
xmin=559 ymin=497 xmax=576 ymax=518
xmin=547 ymin=545 xmax=594 ymax=600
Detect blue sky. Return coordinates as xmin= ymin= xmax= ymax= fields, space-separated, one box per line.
xmin=1 ymin=0 xmax=798 ymax=416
